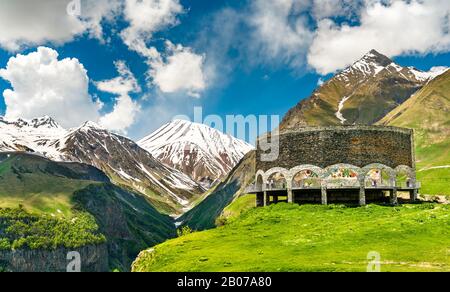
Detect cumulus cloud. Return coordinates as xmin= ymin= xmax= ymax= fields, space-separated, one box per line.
xmin=120 ymin=0 xmax=207 ymax=96
xmin=0 ymin=47 xmax=101 ymax=128
xmin=97 ymin=61 xmax=141 ymax=134
xmin=248 ymin=0 xmax=314 ymax=69
xmin=149 ymin=42 xmax=206 ymax=97
xmin=219 ymin=0 xmax=450 ymax=75
xmin=308 ymin=0 xmax=450 ymax=74
xmin=121 ymin=0 xmax=183 ymax=57
xmin=0 ymin=47 xmax=143 ymax=134
xmin=311 ymin=0 xmax=364 ymax=20
xmin=0 ymin=0 xmax=120 ymax=51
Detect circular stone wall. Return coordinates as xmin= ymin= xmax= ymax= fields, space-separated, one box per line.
xmin=256 ymin=126 xmax=415 ymax=172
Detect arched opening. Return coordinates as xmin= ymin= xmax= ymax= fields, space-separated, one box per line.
xmin=396 ymin=166 xmax=417 ymax=202
xmin=325 ymin=165 xmax=361 ymax=204
xmin=292 ymin=170 xmax=320 ymax=189
xmin=255 ymin=174 xmax=264 ymax=207
xmin=396 ymin=168 xmax=414 ymax=189
xmin=265 ymin=172 xmax=288 ymax=205
xmin=364 ymin=168 xmax=393 ymax=203
xmin=266 ymin=172 xmax=287 ymax=190
xmin=292 ymin=169 xmax=322 ymax=204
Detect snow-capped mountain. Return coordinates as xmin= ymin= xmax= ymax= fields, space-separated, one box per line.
xmin=280 ymin=50 xmax=448 ymax=131
xmin=0 ymin=117 xmax=205 ymax=215
xmin=138 ymin=119 xmax=255 ymax=189
xmin=0 ymin=116 xmax=66 ymax=155
xmin=335 ymin=50 xmax=448 ymax=84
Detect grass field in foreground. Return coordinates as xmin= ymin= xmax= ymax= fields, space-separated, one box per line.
xmin=133 ymin=203 xmax=450 ymax=272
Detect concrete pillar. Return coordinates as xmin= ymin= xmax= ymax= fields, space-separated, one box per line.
xmin=287 ymin=189 xmax=293 ymax=204
xmin=321 ymin=187 xmax=328 ymax=205
xmin=390 ymin=189 xmax=398 ymax=205
xmin=410 ymin=189 xmax=418 ymax=202
xmin=263 ymin=191 xmax=268 ymax=207
xmin=359 ymin=186 xmax=366 ymax=206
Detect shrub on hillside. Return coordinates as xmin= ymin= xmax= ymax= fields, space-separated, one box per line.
xmin=0 ymin=208 xmax=106 ymax=250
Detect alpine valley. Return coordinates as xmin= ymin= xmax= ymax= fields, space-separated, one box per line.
xmin=1 ymin=50 xmax=449 ymax=272
xmin=132 ymin=50 xmax=450 ymax=272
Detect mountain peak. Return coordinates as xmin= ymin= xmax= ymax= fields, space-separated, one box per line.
xmin=30 ymin=116 xmax=62 ymax=129
xmin=358 ymin=50 xmax=393 ymax=67
xmin=139 ymin=119 xmax=254 ymax=189
xmin=77 ymin=121 xmax=105 ymax=131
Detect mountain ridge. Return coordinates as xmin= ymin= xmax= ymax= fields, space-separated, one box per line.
xmin=138 ymin=119 xmax=254 ymax=189
xmin=0 ymin=117 xmax=205 ymax=215
xmin=280 ymin=50 xmax=447 ymax=131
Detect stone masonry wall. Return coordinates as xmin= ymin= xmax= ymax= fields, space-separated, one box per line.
xmin=257 ymin=126 xmax=414 ymax=172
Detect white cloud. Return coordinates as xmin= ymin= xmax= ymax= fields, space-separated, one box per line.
xmin=308 ymin=0 xmax=450 ymax=74
xmin=0 ymin=0 xmax=120 ymax=51
xmin=248 ymin=0 xmax=314 ymax=68
xmin=121 ymin=0 xmax=184 ymax=57
xmin=149 ymin=41 xmax=206 ymax=97
xmin=312 ymin=0 xmax=362 ymax=20
xmin=0 ymin=47 xmax=101 ymax=128
xmin=120 ymin=0 xmax=207 ymax=96
xmin=97 ymin=61 xmax=141 ymax=134
xmin=223 ymin=0 xmax=450 ymax=75
xmin=0 ymin=47 xmax=143 ymax=134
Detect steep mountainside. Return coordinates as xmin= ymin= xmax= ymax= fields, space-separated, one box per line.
xmin=280 ymin=50 xmax=446 ymax=131
xmin=54 ymin=122 xmax=204 ymax=215
xmin=139 ymin=120 xmax=254 ymax=189
xmin=0 ymin=152 xmax=175 ymax=271
xmin=179 ymin=150 xmax=256 ymax=231
xmin=379 ymin=70 xmax=450 ymax=195
xmin=0 ymin=118 xmax=205 ymax=215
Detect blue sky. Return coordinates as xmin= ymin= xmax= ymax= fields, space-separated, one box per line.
xmin=0 ymin=0 xmax=449 ymax=142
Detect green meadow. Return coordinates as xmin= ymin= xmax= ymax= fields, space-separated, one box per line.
xmin=133 ymin=202 xmax=450 ymax=272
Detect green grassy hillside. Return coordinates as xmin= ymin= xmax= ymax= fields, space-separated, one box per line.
xmin=0 ymin=152 xmax=176 ymax=271
xmin=133 ymin=203 xmax=450 ymax=272
xmin=215 ymin=194 xmax=255 ymax=226
xmin=0 ymin=153 xmax=109 ymax=216
xmin=379 ymin=70 xmax=450 ymax=195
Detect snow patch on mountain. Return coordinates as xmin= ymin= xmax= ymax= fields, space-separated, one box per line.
xmin=336 ymin=50 xmax=447 ymax=85
xmin=409 ymin=66 xmax=449 ymax=82
xmin=336 ymin=95 xmax=352 ymax=124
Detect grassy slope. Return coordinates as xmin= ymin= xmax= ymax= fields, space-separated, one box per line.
xmin=0 ymin=153 xmax=107 ymax=217
xmin=0 ymin=153 xmax=176 ymax=271
xmin=216 ymin=195 xmax=256 ymax=226
xmin=379 ymin=70 xmax=450 ymax=195
xmin=133 ymin=203 xmax=450 ymax=272
xmin=180 ymin=151 xmax=256 ymax=230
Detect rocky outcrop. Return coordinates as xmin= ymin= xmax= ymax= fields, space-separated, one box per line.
xmin=0 ymin=245 xmax=108 ymax=272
